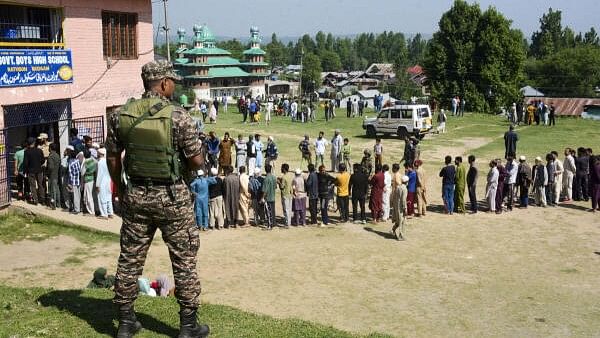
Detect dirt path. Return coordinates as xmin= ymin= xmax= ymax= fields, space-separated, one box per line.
xmin=3 ymin=136 xmax=600 ymax=337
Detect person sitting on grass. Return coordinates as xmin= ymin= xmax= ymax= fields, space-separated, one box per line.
xmin=87 ymin=267 xmax=115 ymax=289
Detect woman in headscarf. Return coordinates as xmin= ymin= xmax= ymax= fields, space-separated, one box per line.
xmin=86 ymin=267 xmax=115 ymax=289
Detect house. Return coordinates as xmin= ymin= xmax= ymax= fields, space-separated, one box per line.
xmin=365 ymin=63 xmax=395 ymax=81
xmin=265 ymin=80 xmax=299 ymax=97
xmin=320 ymin=71 xmax=349 ymax=88
xmin=405 ymin=65 xmax=429 ymax=95
xmin=0 ymin=0 xmax=154 ymax=207
xmin=285 ymin=65 xmax=302 ymax=74
xmin=357 ymin=89 xmax=381 ymax=100
xmin=521 ymin=85 xmax=545 ymax=97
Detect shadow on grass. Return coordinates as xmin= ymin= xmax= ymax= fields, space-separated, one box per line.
xmin=363 ymin=226 xmax=396 ymax=240
xmin=426 ymin=204 xmax=447 ymax=214
xmin=37 ymin=290 xmax=178 ymax=337
xmin=559 ymin=202 xmax=592 ymax=212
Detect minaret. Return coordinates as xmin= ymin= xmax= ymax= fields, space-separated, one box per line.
xmin=177 ymin=28 xmax=187 ymax=49
xmin=176 ymin=28 xmax=187 ymax=59
xmin=244 ymin=26 xmax=267 ymax=98
xmin=249 ymin=26 xmax=263 ymax=65
xmin=193 ymin=24 xmax=203 ymax=49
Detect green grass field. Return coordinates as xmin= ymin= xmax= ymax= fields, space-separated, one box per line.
xmin=0 ymin=285 xmax=391 ymax=338
xmin=198 ymin=106 xmax=600 ymax=168
xmin=2 ymin=107 xmax=600 ymax=337
xmin=0 ymin=211 xmax=118 ymax=245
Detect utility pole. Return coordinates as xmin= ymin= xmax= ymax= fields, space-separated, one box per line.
xmin=162 ymin=0 xmax=170 ymax=62
xmin=299 ymin=46 xmax=303 ymax=97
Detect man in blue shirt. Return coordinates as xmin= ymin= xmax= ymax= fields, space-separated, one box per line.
xmin=249 ymin=99 xmax=257 ymax=123
xmin=439 ymin=155 xmax=456 ymax=215
xmin=206 ymin=131 xmax=220 ymax=170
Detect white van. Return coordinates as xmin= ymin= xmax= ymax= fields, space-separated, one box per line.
xmin=362 ymin=104 xmax=433 ymax=139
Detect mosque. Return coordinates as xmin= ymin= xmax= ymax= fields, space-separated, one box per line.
xmin=174 ymin=25 xmax=269 ymax=101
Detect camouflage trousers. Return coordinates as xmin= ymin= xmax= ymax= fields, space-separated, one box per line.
xmin=113 ymin=183 xmax=201 ymax=309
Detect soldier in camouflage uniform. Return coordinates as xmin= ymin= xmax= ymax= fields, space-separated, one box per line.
xmin=105 ymin=60 xmax=209 ymax=338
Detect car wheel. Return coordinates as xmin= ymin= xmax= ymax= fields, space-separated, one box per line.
xmin=397 ymin=127 xmax=408 ymax=138
xmin=366 ymin=126 xmax=376 ymax=137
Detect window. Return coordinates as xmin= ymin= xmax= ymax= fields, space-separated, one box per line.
xmin=401 ymin=109 xmax=413 ymax=119
xmin=0 ymin=4 xmax=64 ymax=48
xmin=390 ymin=109 xmax=401 ymax=119
xmin=419 ymin=108 xmax=430 ymax=118
xmin=377 ymin=110 xmax=389 ymax=119
xmin=102 ymin=11 xmax=137 ymax=59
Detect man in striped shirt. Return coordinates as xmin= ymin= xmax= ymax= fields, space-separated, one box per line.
xmin=68 ymin=152 xmax=84 ymax=214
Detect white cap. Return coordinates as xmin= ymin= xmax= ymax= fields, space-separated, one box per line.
xmin=254 ymin=168 xmax=261 ymax=175
xmin=519 ymin=155 xmax=526 ymax=161
xmin=401 ymin=175 xmax=409 ymax=183
xmin=210 ymin=167 xmax=218 ymax=176
xmin=295 ymin=168 xmax=302 ymax=175
xmin=92 ymin=142 xmax=100 ymax=149
xmin=268 ymin=136 xmax=274 ymax=141
xmin=535 ymin=156 xmax=542 ymax=162
xmin=66 ymin=145 xmax=75 ymax=151
xmin=197 ymin=169 xmax=204 ymax=176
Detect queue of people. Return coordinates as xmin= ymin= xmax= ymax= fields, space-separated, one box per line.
xmin=187 ymin=128 xmax=424 ymax=241
xmin=439 ymin=147 xmax=599 ymax=215
xmin=13 ymin=128 xmax=114 ymax=219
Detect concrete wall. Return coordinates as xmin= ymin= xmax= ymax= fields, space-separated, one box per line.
xmin=0 ymin=0 xmax=153 ymax=128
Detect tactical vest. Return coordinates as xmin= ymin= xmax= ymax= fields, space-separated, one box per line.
xmin=118 ymin=97 xmax=181 ymax=182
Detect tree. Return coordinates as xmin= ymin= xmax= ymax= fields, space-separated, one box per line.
xmin=301 ymin=53 xmax=322 ymax=94
xmin=216 ymin=39 xmax=244 ymax=60
xmin=530 ymin=8 xmax=564 ymax=58
xmin=526 ymin=45 xmax=600 ymax=97
xmin=424 ymin=0 xmax=482 ymax=109
xmin=315 ymin=31 xmax=327 ymax=53
xmin=320 ymin=50 xmax=342 ymax=72
xmin=472 ymin=8 xmax=526 ymax=112
xmin=265 ymin=33 xmax=287 ymax=67
xmin=424 ymin=0 xmax=526 ymax=113
xmin=408 ymin=33 xmax=427 ymax=64
xmin=155 ymin=43 xmax=177 ymax=61
xmin=584 ymin=27 xmax=600 ymax=46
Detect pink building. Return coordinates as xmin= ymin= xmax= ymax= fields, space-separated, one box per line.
xmin=0 ymin=0 xmax=153 ymax=205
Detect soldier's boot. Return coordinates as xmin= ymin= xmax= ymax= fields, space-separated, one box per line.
xmin=116 ymin=304 xmax=142 ymax=338
xmin=178 ymin=308 xmax=210 ymax=338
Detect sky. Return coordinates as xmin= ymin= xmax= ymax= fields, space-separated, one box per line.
xmin=152 ymin=0 xmax=599 ymax=40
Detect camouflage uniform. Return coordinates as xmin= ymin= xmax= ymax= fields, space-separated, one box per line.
xmin=106 ymin=61 xmax=204 ymax=310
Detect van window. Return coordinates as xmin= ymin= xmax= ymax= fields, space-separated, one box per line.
xmin=419 ymin=108 xmax=430 ymax=118
xmin=378 ymin=110 xmax=389 ymax=119
xmin=401 ymin=109 xmax=413 ymax=119
xmin=390 ymin=109 xmax=401 ymax=119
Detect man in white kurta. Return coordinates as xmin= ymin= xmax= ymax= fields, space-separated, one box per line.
xmin=330 ymin=129 xmax=343 ymax=172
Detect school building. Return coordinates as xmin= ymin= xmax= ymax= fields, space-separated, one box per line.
xmin=0 ymin=0 xmax=154 ymax=206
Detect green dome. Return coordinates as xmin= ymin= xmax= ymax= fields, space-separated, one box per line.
xmin=249 ymin=26 xmax=261 ymax=44
xmin=195 ymin=24 xmax=215 ymax=43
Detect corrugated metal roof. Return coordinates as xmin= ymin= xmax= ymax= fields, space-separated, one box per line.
xmin=524 ymin=97 xmax=600 ymax=116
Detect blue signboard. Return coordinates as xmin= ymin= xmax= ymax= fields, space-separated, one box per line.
xmin=0 ymin=49 xmax=73 ymax=87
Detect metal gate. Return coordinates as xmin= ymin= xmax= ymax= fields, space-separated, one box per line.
xmin=70 ymin=116 xmax=105 ymax=145
xmin=0 ymin=129 xmax=10 ymax=207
